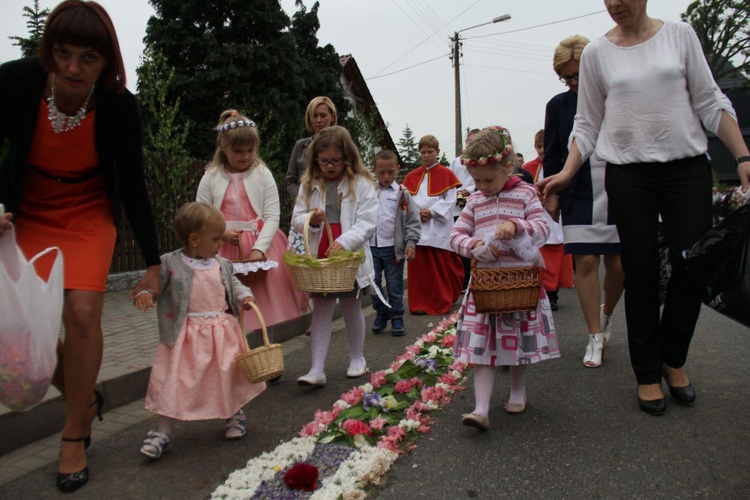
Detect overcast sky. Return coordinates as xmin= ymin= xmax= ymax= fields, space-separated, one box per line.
xmin=0 ymin=0 xmax=694 ymax=159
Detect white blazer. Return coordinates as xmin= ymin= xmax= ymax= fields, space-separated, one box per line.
xmin=291 ymin=175 xmax=378 ymax=290
xmin=196 ymin=162 xmax=280 ymax=254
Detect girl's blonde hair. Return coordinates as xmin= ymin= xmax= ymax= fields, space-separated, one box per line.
xmin=207 ymin=109 xmax=262 ymax=171
xmin=173 ymin=202 xmax=226 ymax=246
xmin=305 ymin=96 xmax=338 ymax=133
xmin=552 ymin=35 xmax=590 ymax=76
xmin=462 ymin=126 xmax=514 ymax=174
xmin=299 ymin=125 xmax=374 ymax=206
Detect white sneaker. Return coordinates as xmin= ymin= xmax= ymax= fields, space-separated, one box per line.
xmin=225 ymin=410 xmax=247 ymax=440
xmin=296 ymin=372 xmax=326 ymax=387
xmin=600 ymin=305 xmax=613 ymax=344
xmin=346 ymin=358 xmax=367 ymax=378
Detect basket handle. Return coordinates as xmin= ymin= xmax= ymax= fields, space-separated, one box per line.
xmin=236 ymin=231 xmax=246 ymax=260
xmin=238 ymin=301 xmax=270 ymax=353
xmin=302 ymin=210 xmax=334 ymax=258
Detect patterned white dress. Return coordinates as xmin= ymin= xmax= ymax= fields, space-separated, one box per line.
xmin=450 ymin=177 xmax=561 ymax=366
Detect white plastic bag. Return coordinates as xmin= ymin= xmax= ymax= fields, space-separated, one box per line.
xmin=0 ymin=212 xmax=63 ymax=412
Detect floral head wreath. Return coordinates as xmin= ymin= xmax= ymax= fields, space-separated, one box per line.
xmin=216 ymin=119 xmax=256 ymax=133
xmin=460 ymin=126 xmax=513 ymax=167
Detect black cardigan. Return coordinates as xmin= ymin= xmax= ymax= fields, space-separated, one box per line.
xmin=0 ymin=57 xmax=160 ymax=267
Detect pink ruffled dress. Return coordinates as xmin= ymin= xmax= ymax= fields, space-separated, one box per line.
xmin=145 ymin=260 xmax=265 ymax=420
xmin=219 ymin=172 xmax=308 ymax=331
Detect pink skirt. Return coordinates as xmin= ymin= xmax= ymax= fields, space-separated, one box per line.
xmin=145 ymin=314 xmax=265 ymax=420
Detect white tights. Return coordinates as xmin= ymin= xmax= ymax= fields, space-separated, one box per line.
xmin=307 ymin=296 xmax=365 ymax=375
xmin=472 ymin=365 xmax=528 ymax=417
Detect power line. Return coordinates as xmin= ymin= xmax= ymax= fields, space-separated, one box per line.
xmin=367 ymin=53 xmax=449 ymax=80
xmin=465 ymin=10 xmax=607 ymax=40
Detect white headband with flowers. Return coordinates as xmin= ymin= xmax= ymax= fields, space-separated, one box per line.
xmin=460 ymin=126 xmax=513 ymax=167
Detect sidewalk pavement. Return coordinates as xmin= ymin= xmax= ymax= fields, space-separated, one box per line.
xmin=0 ymin=287 xmax=319 ymax=480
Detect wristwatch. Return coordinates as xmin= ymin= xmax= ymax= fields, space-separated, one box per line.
xmin=737 ymin=156 xmax=750 ymax=165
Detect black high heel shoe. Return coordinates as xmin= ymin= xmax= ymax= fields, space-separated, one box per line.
xmin=57 ymin=436 xmax=89 ymax=493
xmin=84 ymin=390 xmax=105 ymax=449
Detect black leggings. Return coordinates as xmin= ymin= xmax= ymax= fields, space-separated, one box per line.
xmin=605 ymin=155 xmax=712 ymax=385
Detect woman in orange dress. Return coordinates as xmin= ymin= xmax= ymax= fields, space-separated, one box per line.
xmin=0 ymin=1 xmax=160 ymax=493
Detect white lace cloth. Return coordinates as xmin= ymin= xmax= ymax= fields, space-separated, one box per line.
xmin=232 ymin=260 xmax=279 ymax=274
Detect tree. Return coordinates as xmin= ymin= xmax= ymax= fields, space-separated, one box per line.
xmin=141 ymin=0 xmax=347 ymax=179
xmin=682 ymin=0 xmax=750 ymax=87
xmin=398 ymin=124 xmax=419 ymax=170
xmin=8 ymin=0 xmax=49 ymax=58
xmin=137 ymin=44 xmax=193 ymax=228
xmin=346 ymin=106 xmax=386 ymax=166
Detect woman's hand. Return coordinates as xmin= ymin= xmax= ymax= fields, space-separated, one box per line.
xmin=738 ymin=160 xmax=750 ymax=193
xmin=223 ymin=229 xmax=241 ymax=246
xmin=130 ymin=265 xmax=161 ymax=302
xmin=241 ymin=296 xmax=255 ymax=310
xmin=0 ymin=211 xmax=13 ymax=238
xmin=496 ymin=220 xmax=517 ymax=240
xmin=248 ymin=249 xmax=266 ymax=261
xmin=537 ymin=170 xmax=573 ymax=201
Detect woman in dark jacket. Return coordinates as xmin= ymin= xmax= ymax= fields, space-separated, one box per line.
xmin=0 ymin=1 xmax=159 ymax=492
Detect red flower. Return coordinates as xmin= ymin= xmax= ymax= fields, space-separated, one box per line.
xmin=284 ymin=463 xmax=319 ymax=491
xmin=341 ymin=418 xmax=372 ymax=437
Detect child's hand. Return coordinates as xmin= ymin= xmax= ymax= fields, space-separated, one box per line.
xmin=134 ymin=291 xmax=154 ymax=312
xmin=419 ymin=208 xmax=432 ymax=222
xmin=248 ymin=249 xmax=266 ymax=261
xmin=223 ymin=229 xmax=242 ymax=246
xmin=495 ymin=220 xmax=517 ymax=240
xmin=328 ymin=241 xmax=346 ymax=255
xmin=544 ymin=195 xmax=560 ymax=222
xmin=309 ymin=209 xmax=325 ymax=226
xmin=404 ymin=246 xmax=416 ymax=261
xmin=241 ymin=296 xmax=255 ymax=310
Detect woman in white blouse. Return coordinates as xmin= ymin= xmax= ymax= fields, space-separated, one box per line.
xmin=540 ymin=0 xmax=750 ymax=416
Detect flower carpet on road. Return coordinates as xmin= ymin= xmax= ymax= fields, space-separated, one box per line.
xmin=212 ymin=313 xmax=466 ymax=499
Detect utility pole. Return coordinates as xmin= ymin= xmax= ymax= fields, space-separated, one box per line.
xmin=452 ymin=14 xmax=511 ymax=157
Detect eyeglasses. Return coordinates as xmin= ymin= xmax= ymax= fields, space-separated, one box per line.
xmin=560 ymin=72 xmax=579 ymax=83
xmin=317 ymin=157 xmax=344 ymax=167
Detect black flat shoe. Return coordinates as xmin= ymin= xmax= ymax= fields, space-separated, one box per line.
xmin=57 ymin=437 xmax=89 ymax=493
xmin=84 ymin=390 xmax=105 ymax=449
xmin=666 ymin=382 xmax=696 ymax=404
xmin=638 ymin=395 xmax=667 ymax=415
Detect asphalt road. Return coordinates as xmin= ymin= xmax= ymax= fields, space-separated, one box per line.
xmin=2 ymin=288 xmax=749 ymax=498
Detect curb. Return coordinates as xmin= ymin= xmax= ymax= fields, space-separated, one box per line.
xmin=0 ymin=293 xmax=374 ymax=456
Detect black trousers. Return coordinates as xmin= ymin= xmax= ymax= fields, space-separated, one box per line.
xmin=605 ymin=155 xmax=712 ymax=385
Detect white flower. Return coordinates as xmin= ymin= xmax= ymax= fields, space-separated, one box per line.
xmin=398 ymin=419 xmax=421 ymax=432
xmin=360 ymin=382 xmax=373 ymax=392
xmin=335 ymin=400 xmax=351 ymax=410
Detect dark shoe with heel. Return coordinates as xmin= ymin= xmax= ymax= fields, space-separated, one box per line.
xmin=57 ymin=437 xmax=89 ymax=493
xmin=637 ymin=390 xmax=667 ymax=416
xmin=84 ymin=390 xmax=105 ymax=449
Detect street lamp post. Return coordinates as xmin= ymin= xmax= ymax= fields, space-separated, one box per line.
xmin=452 ymin=14 xmax=511 ymax=157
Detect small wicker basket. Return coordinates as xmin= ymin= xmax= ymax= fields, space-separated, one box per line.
xmin=469 ymin=260 xmax=541 ymax=314
xmin=231 ymin=236 xmax=267 ymax=286
xmin=235 ymin=302 xmax=284 ymax=384
xmin=286 ymin=211 xmax=360 ymax=294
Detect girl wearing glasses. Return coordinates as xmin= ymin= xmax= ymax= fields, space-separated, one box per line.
xmin=543 ymin=35 xmax=625 ymax=369
xmin=291 ymin=126 xmax=379 ymax=387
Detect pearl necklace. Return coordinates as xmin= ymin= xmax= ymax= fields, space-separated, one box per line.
xmin=46 ymin=74 xmax=95 ymax=134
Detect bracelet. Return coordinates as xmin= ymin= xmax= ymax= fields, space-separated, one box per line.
xmin=737 ymin=156 xmax=750 ymax=165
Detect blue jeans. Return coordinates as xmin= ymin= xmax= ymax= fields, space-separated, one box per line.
xmin=370 ymin=246 xmax=405 ymax=317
